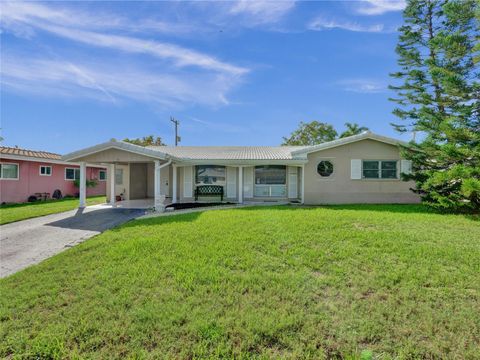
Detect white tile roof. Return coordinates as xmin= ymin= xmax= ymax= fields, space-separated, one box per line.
xmin=146 ymin=146 xmax=310 ymax=160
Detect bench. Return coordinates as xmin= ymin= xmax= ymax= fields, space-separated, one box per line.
xmin=194 ymin=185 xmax=224 ymax=201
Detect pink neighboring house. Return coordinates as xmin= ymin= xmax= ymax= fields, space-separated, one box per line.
xmin=0 ymin=146 xmax=106 ymax=204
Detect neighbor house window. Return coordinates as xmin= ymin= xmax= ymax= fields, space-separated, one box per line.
xmin=99 ymin=170 xmax=106 ymax=181
xmin=317 ymin=161 xmax=333 ymax=177
xmin=0 ymin=163 xmax=19 ymax=180
xmin=362 ymin=161 xmax=397 ymax=179
xmin=65 ymin=167 xmax=80 ymax=180
xmin=254 ymin=165 xmax=287 ymax=197
xmin=39 ymin=165 xmax=52 ymax=176
xmin=195 ymin=165 xmax=226 ymax=184
xmin=115 ymin=169 xmax=123 ymax=185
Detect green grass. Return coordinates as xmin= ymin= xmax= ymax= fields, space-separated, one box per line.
xmin=0 ymin=205 xmax=479 ymax=359
xmin=0 ymin=196 xmax=106 ymax=225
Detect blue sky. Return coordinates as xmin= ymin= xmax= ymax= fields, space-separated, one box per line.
xmin=1 ymin=0 xmax=409 ymax=153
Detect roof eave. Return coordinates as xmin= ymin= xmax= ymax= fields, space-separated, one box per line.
xmin=291 ymin=132 xmax=407 ymax=156
xmin=62 ymin=140 xmax=171 ymax=162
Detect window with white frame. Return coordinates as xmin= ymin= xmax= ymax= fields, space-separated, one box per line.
xmin=99 ymin=170 xmax=106 ymax=181
xmin=195 ymin=165 xmax=226 ymax=185
xmin=39 ymin=165 xmax=52 ymax=176
xmin=362 ymin=160 xmax=397 ymax=179
xmin=0 ymin=163 xmax=19 ymax=180
xmin=65 ymin=167 xmax=80 ymax=180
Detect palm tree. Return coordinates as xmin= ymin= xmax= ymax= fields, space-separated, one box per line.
xmin=339 ymin=122 xmax=369 ymax=138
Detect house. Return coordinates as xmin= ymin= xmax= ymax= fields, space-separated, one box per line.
xmin=0 ymin=146 xmax=106 ymax=204
xmin=62 ymin=131 xmax=419 ymax=210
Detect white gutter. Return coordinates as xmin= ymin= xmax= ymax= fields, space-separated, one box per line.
xmin=158 ymin=159 xmax=172 ymax=168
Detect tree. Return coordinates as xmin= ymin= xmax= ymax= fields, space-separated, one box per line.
xmin=123 ymin=135 xmax=165 ymax=147
xmin=339 ymin=122 xmax=369 ymax=138
xmin=282 ymin=121 xmax=337 ymax=146
xmin=390 ymin=0 xmax=479 ymax=211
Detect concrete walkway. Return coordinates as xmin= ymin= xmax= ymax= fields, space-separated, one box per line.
xmin=0 ymin=206 xmax=144 ymax=278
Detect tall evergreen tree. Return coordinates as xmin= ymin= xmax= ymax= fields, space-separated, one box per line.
xmin=390 ymin=0 xmax=480 ymax=211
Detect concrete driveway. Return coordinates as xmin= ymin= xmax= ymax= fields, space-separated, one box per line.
xmin=0 ymin=206 xmax=144 ymax=278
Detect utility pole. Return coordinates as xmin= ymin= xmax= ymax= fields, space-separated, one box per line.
xmin=170 ymin=117 xmax=180 ymax=146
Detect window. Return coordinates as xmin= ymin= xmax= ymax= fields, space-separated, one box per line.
xmin=255 ymin=165 xmax=286 ymax=185
xmin=195 ymin=165 xmax=226 ymax=184
xmin=0 ymin=163 xmax=19 ymax=180
xmin=65 ymin=168 xmax=80 ymax=180
xmin=99 ymin=170 xmax=106 ymax=181
xmin=362 ymin=161 xmax=397 ymax=179
xmin=115 ymin=169 xmax=123 ymax=185
xmin=317 ymin=161 xmax=333 ymax=177
xmin=254 ymin=166 xmax=287 ymax=197
xmin=39 ymin=165 xmax=52 ymax=176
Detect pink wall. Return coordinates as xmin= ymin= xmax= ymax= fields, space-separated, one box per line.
xmin=0 ymin=159 xmax=106 ymax=204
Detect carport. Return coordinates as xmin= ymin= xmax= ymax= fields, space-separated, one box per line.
xmin=62 ymin=140 xmax=175 ymax=211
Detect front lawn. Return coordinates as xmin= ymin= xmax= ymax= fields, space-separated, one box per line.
xmin=0 ymin=196 xmax=106 ymax=225
xmin=0 ymin=205 xmax=478 ymax=358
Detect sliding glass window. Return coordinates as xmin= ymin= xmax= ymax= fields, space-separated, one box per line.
xmin=195 ymin=165 xmax=226 ymax=185
xmin=254 ymin=165 xmax=287 ymax=197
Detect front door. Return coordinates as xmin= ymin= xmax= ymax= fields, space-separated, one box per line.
xmin=114 ymin=164 xmax=129 ymax=200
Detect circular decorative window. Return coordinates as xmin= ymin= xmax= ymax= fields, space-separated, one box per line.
xmin=317 ymin=161 xmax=334 ymax=177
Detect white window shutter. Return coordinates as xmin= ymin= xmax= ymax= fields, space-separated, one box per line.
xmin=401 ymin=160 xmax=412 ymax=175
xmin=288 ymin=166 xmax=298 ymax=198
xmin=351 ymin=159 xmax=362 ymax=179
xmin=226 ymin=167 xmax=237 ymax=198
xmin=183 ymin=166 xmax=193 ymax=197
xmin=243 ymin=166 xmax=254 ymax=198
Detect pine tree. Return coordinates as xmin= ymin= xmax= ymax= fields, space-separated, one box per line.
xmin=390 ymin=0 xmax=480 ymax=212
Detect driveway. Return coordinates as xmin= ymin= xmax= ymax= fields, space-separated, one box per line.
xmin=0 ymin=206 xmax=144 ymax=278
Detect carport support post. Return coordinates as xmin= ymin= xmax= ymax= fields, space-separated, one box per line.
xmin=79 ymin=162 xmax=86 ymax=208
xmin=238 ymin=166 xmax=243 ymax=204
xmin=109 ymin=163 xmax=116 ymax=206
xmin=154 ymin=160 xmax=163 ymax=212
xmin=172 ymin=164 xmax=177 ymax=204
xmin=301 ymin=164 xmax=305 ymax=204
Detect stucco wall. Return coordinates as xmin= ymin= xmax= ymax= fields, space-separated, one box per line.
xmin=303 ymin=139 xmax=420 ymax=204
xmin=0 ymin=159 xmax=106 ymax=203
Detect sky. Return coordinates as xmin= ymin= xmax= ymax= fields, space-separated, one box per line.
xmin=0 ymin=0 xmax=410 ymax=153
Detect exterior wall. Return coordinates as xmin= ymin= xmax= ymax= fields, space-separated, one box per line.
xmin=0 ymin=159 xmax=106 ymax=204
xmin=129 ymin=163 xmax=148 ymax=199
xmin=303 ymin=139 xmax=420 ymax=204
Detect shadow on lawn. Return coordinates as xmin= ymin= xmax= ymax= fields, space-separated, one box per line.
xmin=116 ymin=211 xmax=203 ymax=230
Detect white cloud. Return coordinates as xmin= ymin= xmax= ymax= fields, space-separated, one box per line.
xmin=228 ymin=0 xmax=296 ymax=25
xmin=0 ymin=2 xmax=249 ymax=107
xmin=38 ymin=24 xmax=248 ymax=76
xmin=1 ymin=2 xmax=247 ymax=76
xmin=355 ymin=0 xmax=406 ymax=15
xmin=338 ymin=79 xmax=387 ymax=93
xmin=309 ymin=17 xmax=385 ymax=33
xmin=1 ymin=55 xmax=238 ymax=107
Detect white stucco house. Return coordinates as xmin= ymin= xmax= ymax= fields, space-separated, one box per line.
xmin=62 ymin=131 xmax=419 ymax=210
